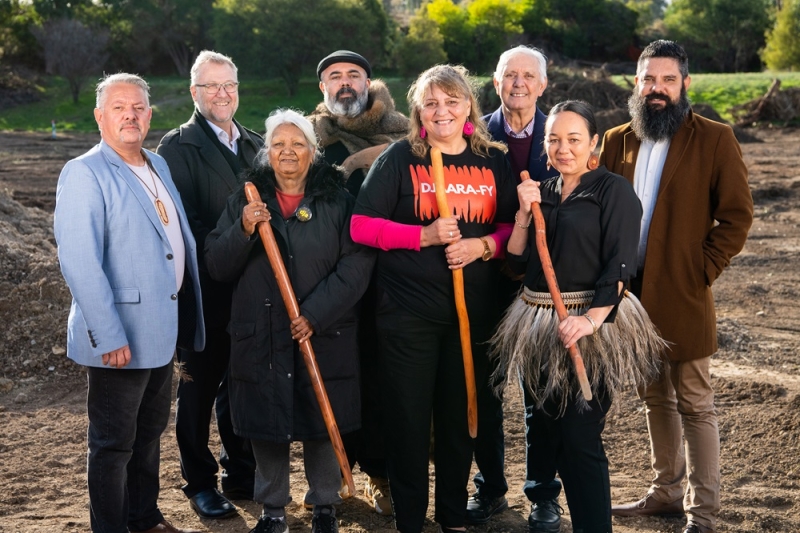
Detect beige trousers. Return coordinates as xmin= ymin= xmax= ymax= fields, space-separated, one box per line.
xmin=636 ymin=356 xmax=720 ymax=530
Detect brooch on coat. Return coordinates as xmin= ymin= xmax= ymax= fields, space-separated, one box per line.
xmin=295 ymin=205 xmax=313 ymax=222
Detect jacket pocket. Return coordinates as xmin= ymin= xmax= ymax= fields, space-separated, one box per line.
xmin=691 ymin=240 xmax=707 ymax=290
xmin=230 ymin=321 xmax=255 ymax=341
xmin=228 ymin=321 xmax=260 ymax=383
xmin=112 ymin=288 xmax=140 ymax=303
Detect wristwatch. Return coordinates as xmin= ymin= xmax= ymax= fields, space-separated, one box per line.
xmin=479 ymin=237 xmax=492 ymax=261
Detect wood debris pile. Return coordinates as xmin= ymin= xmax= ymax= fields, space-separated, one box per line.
xmin=731 ymin=79 xmax=800 ymax=127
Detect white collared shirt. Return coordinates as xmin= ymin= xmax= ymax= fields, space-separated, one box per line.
xmin=633 ymin=138 xmax=670 ymax=265
xmin=127 ymin=162 xmax=186 ymax=290
xmin=206 ymin=119 xmax=240 ymax=155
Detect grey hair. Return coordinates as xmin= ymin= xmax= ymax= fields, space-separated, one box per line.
xmin=96 ymin=73 xmax=150 ymax=109
xmin=258 ymin=109 xmax=321 ymax=167
xmin=494 ymin=46 xmax=548 ymax=83
xmin=190 ymin=50 xmax=238 ymax=85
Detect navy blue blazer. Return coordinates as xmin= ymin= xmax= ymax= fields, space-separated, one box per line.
xmin=483 ymin=106 xmax=559 ymax=182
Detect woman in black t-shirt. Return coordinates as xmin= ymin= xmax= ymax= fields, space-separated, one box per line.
xmin=492 ymin=100 xmax=665 ymax=533
xmin=351 ymin=65 xmax=516 ymax=533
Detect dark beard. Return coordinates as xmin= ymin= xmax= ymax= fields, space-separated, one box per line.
xmin=628 ymin=89 xmax=691 ymax=142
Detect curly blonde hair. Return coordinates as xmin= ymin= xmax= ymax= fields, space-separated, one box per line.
xmin=406 ymin=64 xmax=506 ymax=159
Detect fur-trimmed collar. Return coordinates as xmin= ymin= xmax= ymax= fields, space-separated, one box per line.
xmin=238 ymin=161 xmax=345 ymax=203
xmin=309 ymin=80 xmax=409 ymax=154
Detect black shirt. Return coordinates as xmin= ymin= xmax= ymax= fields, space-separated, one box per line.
xmin=508 ymin=166 xmax=643 ymax=319
xmin=354 ymin=140 xmax=517 ymax=324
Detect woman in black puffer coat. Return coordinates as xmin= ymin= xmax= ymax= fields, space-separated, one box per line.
xmin=205 ymin=109 xmax=375 ymax=533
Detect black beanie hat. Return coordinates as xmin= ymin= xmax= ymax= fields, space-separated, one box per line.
xmin=317 ymin=50 xmax=372 ymax=80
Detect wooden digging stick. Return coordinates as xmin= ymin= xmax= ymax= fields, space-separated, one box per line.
xmin=520 ymin=170 xmax=593 ymax=401
xmin=429 ymin=147 xmax=478 ymax=438
xmin=244 ymin=182 xmax=355 ymax=498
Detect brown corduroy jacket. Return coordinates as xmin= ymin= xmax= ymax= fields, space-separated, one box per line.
xmin=600 ymin=110 xmax=753 ymax=361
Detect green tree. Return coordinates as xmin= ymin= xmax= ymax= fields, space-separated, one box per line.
xmin=0 ymin=0 xmax=43 ymax=66
xmin=426 ymin=0 xmax=473 ymax=66
xmin=89 ymin=0 xmax=215 ymax=76
xmin=395 ymin=14 xmax=448 ymax=77
xmin=31 ymin=18 xmax=110 ymax=103
xmin=762 ymin=0 xmax=800 ymax=70
xmin=425 ymin=0 xmax=524 ymax=74
xmin=518 ymin=0 xmax=552 ymax=47
xmin=625 ymin=0 xmax=667 ymax=30
xmin=213 ymin=0 xmax=393 ymax=96
xmin=555 ymin=0 xmax=638 ymax=60
xmin=664 ymin=0 xmax=771 ymax=72
xmin=31 ymin=0 xmax=93 ymax=19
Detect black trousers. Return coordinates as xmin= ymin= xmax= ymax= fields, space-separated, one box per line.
xmin=471 ymin=272 xmax=522 ymax=499
xmin=87 ymin=362 xmax=172 ymax=533
xmin=523 ymin=382 xmax=613 ymax=533
xmin=471 ymin=357 xmax=508 ymax=499
xmin=175 ymin=326 xmax=256 ymax=498
xmin=377 ymin=298 xmax=492 ymax=533
xmin=343 ymin=282 xmax=388 ymax=479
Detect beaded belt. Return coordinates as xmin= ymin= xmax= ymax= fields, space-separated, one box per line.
xmin=520 ymin=287 xmax=594 ymax=310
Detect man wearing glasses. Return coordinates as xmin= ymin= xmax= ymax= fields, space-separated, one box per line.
xmin=157 ymin=50 xmax=261 ymax=520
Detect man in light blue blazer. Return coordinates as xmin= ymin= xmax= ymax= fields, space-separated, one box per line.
xmin=54 ymin=73 xmax=205 ymax=533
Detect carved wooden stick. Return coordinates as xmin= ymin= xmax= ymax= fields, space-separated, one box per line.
xmin=520 ymin=171 xmax=592 ymax=401
xmin=429 ymin=147 xmax=478 ymax=438
xmin=244 ymin=182 xmax=355 ymax=498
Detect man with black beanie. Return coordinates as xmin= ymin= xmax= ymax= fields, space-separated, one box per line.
xmin=309 ymin=49 xmax=409 ymax=517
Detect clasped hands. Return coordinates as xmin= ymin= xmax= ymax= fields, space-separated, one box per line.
xmin=421 ymin=216 xmax=485 ymax=270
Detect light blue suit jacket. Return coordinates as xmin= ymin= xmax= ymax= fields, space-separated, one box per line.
xmin=54 ymin=141 xmax=205 ymax=369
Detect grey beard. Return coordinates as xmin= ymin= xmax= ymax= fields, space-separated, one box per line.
xmin=628 ymin=91 xmax=691 ymax=142
xmin=324 ymin=89 xmax=369 ymax=118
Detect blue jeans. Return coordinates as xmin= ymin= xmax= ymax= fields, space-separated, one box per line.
xmin=86 ymin=362 xmax=173 ymax=533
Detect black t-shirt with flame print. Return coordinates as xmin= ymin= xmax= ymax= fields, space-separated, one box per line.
xmin=354 ymin=140 xmax=517 ymax=325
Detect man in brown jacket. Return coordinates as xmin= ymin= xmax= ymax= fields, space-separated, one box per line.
xmin=600 ymin=40 xmax=753 ymax=533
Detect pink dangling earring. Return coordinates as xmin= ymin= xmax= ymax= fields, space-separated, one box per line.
xmin=420 ymin=126 xmax=427 ymax=139
xmin=463 ymin=121 xmax=475 ymax=136
xmin=546 ymin=160 xmax=551 ymax=171
xmin=588 ymin=154 xmax=599 ymax=170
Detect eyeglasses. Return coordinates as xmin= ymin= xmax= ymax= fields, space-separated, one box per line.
xmin=195 ymin=82 xmax=239 ymax=95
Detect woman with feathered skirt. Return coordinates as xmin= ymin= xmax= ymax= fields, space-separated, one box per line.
xmin=492 ymin=101 xmax=666 ymax=533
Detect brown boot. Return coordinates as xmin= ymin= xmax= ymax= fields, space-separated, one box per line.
xmin=611 ymin=493 xmax=684 ymax=517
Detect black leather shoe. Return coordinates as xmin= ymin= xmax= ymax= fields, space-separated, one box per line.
xmin=465 ymin=492 xmax=508 ymax=524
xmin=189 ymin=488 xmax=237 ymax=519
xmin=683 ymin=521 xmax=714 ymax=533
xmin=528 ymin=499 xmax=563 ymax=533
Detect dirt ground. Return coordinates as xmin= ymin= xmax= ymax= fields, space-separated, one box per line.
xmin=0 ymin=126 xmax=798 ymax=533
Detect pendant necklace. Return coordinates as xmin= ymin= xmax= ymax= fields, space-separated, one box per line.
xmin=134 ymin=159 xmax=170 ymax=225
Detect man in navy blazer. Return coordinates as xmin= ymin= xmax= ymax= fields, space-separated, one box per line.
xmin=54 ymin=73 xmax=205 ymax=533
xmin=469 ymin=46 xmax=561 ymax=532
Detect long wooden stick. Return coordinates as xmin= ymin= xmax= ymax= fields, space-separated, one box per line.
xmin=520 ymin=171 xmax=593 ymax=401
xmin=429 ymin=148 xmax=478 ymax=438
xmin=244 ymin=182 xmax=355 ymax=498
